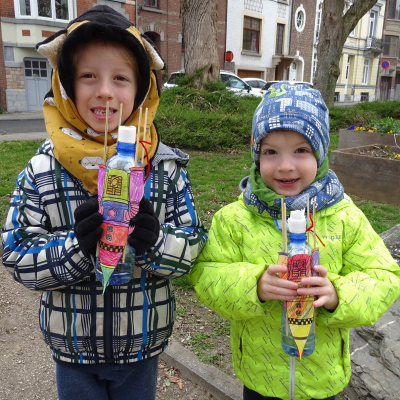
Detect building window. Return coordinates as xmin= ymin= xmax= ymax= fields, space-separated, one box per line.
xmin=275 ymin=23 xmax=284 ymax=55
xmin=295 ymin=5 xmax=306 ymax=33
xmin=397 ymin=74 xmax=400 ymax=84
xmin=312 ymin=52 xmax=318 ymax=78
xmin=387 ymin=0 xmax=399 ymax=19
xmin=368 ymin=10 xmax=377 ymax=38
xmin=14 ymin=0 xmax=74 ymax=21
xmin=362 ymin=59 xmax=370 ymax=84
xmin=360 ymin=92 xmax=369 ymax=102
xmin=315 ymin=3 xmax=322 ymax=41
xmin=243 ymin=16 xmax=261 ymax=52
xmin=383 ymin=35 xmax=399 ymax=56
xmin=144 ymin=0 xmax=158 ymax=8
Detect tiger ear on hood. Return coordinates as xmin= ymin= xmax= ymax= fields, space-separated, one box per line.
xmin=36 ymin=30 xmax=68 ymax=70
xmin=141 ymin=34 xmax=165 ymax=71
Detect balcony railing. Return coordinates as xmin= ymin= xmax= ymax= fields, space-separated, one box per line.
xmin=365 ymin=36 xmax=382 ymax=51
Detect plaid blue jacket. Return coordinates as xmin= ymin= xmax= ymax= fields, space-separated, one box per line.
xmin=1 ymin=139 xmax=207 ymax=364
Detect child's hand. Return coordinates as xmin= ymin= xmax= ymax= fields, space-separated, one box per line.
xmin=257 ymin=265 xmax=298 ymax=302
xmin=127 ymin=198 xmax=160 ymax=255
xmin=74 ymin=196 xmax=103 ymax=259
xmin=297 ymin=265 xmax=339 ymax=311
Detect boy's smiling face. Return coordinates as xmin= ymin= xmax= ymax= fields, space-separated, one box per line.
xmin=74 ymin=42 xmax=137 ymax=133
xmin=259 ymin=130 xmax=317 ymax=197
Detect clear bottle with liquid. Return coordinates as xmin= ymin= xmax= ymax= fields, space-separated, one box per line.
xmin=281 ymin=209 xmax=316 ymax=358
xmin=94 ymin=126 xmax=143 ymax=286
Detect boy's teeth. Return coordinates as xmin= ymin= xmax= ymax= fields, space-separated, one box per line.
xmin=93 ymin=109 xmax=115 ymax=115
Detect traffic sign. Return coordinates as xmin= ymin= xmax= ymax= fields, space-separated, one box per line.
xmin=381 ymin=60 xmax=390 ymax=69
xmin=225 ymin=51 xmax=234 ymax=62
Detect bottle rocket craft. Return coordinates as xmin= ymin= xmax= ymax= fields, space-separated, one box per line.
xmin=280 ymin=199 xmax=319 ymax=361
xmin=279 ymin=199 xmax=320 ymax=400
xmin=95 ymin=104 xmax=149 ymax=293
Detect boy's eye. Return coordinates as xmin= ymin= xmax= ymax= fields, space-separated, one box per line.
xmin=263 ymin=149 xmax=276 ymax=155
xmin=296 ymin=148 xmax=310 ymax=154
xmin=115 ymin=76 xmax=128 ymax=82
xmin=82 ymin=73 xmax=94 ymax=79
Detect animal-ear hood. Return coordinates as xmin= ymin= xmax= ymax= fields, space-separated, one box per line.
xmin=34 ymin=5 xmax=165 ymax=195
xmin=36 ymin=5 xmax=165 ymax=111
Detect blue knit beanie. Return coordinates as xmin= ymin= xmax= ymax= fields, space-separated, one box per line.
xmin=252 ymin=82 xmax=329 ymax=169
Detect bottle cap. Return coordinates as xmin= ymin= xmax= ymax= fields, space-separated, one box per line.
xmin=287 ymin=209 xmax=306 ymax=234
xmin=118 ymin=126 xmax=136 ymax=144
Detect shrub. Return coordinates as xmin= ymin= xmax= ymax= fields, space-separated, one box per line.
xmin=156 ymin=84 xmax=260 ymax=150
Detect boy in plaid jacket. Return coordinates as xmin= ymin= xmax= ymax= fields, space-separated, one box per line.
xmin=1 ymin=6 xmax=206 ymax=400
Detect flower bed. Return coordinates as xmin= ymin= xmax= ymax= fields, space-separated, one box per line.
xmin=338 ymin=129 xmax=400 ymax=150
xmin=330 ymin=145 xmax=400 ymax=205
xmin=338 ymin=118 xmax=400 ymax=150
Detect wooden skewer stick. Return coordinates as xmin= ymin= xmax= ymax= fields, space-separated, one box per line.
xmin=281 ymin=199 xmax=289 ymax=335
xmin=135 ymin=107 xmax=142 ymax=167
xmin=307 ymin=197 xmax=310 ymax=244
xmin=117 ymin=103 xmax=123 ymax=142
xmin=313 ymin=200 xmax=316 ymax=249
xmin=141 ymin=108 xmax=149 ymax=164
xmin=281 ymin=200 xmax=287 ymax=253
xmin=103 ymin=101 xmax=110 ymax=164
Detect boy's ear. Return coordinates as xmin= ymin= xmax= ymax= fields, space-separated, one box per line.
xmin=36 ymin=30 xmax=68 ymax=70
xmin=141 ymin=34 xmax=165 ymax=71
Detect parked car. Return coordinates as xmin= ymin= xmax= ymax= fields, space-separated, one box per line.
xmin=163 ymin=70 xmax=263 ymax=97
xmin=242 ymin=78 xmax=268 ymax=95
xmin=259 ymin=81 xmax=313 ymax=97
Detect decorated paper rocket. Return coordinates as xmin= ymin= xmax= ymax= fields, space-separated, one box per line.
xmin=97 ymin=163 xmax=144 ymax=292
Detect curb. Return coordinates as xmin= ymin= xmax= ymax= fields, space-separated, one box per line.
xmin=0 ymin=132 xmax=48 ymax=142
xmin=0 ymin=113 xmax=44 ymax=121
xmin=160 ymin=341 xmax=242 ymax=400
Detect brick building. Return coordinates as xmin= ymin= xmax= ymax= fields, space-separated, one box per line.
xmin=288 ymin=0 xmax=317 ymax=83
xmin=0 ymin=0 xmax=227 ymax=112
xmin=377 ymin=0 xmax=400 ymax=100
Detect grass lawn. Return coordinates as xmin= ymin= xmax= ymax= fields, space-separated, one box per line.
xmin=0 ymin=137 xmax=399 ymax=234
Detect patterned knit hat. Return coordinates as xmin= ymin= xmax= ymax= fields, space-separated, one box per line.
xmin=252 ymin=82 xmax=329 ymax=169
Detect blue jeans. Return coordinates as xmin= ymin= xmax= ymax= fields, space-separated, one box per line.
xmin=56 ymin=355 xmax=159 ymax=400
xmin=243 ymin=385 xmax=335 ymax=400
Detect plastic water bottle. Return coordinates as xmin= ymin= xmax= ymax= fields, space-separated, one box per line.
xmin=95 ymin=126 xmax=143 ymax=286
xmin=281 ymin=209 xmax=316 ymax=358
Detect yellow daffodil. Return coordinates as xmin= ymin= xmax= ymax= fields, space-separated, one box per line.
xmin=390 ymin=130 xmax=393 ymax=133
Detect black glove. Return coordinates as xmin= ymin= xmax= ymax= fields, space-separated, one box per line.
xmin=127 ymin=197 xmax=160 ymax=256
xmin=74 ymin=196 xmax=103 ymax=259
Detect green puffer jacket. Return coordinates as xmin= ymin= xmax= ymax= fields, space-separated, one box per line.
xmin=189 ymin=195 xmax=400 ymax=400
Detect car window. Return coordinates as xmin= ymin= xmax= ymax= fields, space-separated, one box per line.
xmin=228 ymin=76 xmax=247 ymax=89
xmin=262 ymin=82 xmax=274 ymax=90
xmin=220 ymin=74 xmax=230 ymax=84
xmin=247 ymin=80 xmax=258 ymax=88
xmin=167 ymin=74 xmax=180 ymax=84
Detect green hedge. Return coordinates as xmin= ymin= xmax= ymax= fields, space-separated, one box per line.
xmin=156 ymin=82 xmax=260 ymax=150
xmin=155 ymin=85 xmax=400 ymax=150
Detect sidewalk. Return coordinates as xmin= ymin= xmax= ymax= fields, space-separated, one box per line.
xmin=0 ymin=110 xmax=44 ymax=120
xmin=0 ymin=110 xmax=47 ymax=142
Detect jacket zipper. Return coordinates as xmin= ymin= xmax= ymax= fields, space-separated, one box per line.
xmin=104 ymin=285 xmax=113 ymax=362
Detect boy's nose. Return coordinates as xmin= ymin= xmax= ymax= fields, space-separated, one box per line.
xmin=96 ymin=81 xmax=114 ymax=99
xmin=278 ymin=156 xmax=295 ymax=172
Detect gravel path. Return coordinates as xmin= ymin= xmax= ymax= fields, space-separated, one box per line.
xmin=0 ymin=264 xmax=215 ymax=400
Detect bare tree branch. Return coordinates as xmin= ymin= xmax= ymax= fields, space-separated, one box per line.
xmin=343 ymin=0 xmax=378 ymax=38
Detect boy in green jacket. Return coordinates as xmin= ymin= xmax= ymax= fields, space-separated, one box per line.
xmin=189 ymin=82 xmax=400 ymax=400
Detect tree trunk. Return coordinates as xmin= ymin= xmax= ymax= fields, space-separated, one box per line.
xmin=314 ymin=0 xmax=378 ymax=106
xmin=180 ymin=0 xmax=220 ymax=87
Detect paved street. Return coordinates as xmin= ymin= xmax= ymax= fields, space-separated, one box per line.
xmin=0 ymin=118 xmax=46 ymax=134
